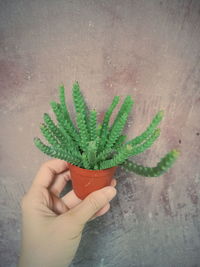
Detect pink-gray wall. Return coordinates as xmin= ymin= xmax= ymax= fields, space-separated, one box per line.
xmin=0 ymin=0 xmax=200 ymax=266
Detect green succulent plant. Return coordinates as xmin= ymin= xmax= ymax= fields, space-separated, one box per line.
xmin=34 ymin=81 xmax=180 ymax=176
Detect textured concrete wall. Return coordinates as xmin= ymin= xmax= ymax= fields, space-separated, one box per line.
xmin=0 ymin=0 xmax=200 ymax=266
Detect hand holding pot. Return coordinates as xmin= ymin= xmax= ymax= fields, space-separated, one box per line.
xmin=18 ymin=159 xmax=117 ymax=267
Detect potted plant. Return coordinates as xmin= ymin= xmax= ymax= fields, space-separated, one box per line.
xmin=34 ymin=81 xmax=180 ymax=199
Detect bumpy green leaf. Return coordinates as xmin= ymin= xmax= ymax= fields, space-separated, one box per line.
xmin=72 ymin=81 xmax=90 ymax=133
xmin=40 ymin=123 xmax=60 ymax=147
xmin=126 ymin=110 xmax=164 ymax=146
xmin=96 ymin=124 xmax=102 ymax=137
xmin=99 ymin=144 xmax=133 ymax=169
xmin=96 ymin=124 xmax=102 ymax=152
xmin=59 ymin=84 xmax=78 ymax=135
xmin=50 ymin=101 xmax=80 ymax=144
xmin=43 ymin=113 xmax=80 ymax=155
xmin=128 ymin=128 xmax=161 ymax=156
xmin=58 ymin=124 xmax=80 ymax=152
xmin=113 ymin=135 xmax=126 ymax=149
xmin=76 ymin=112 xmax=89 ymax=152
xmin=94 ymin=164 xmax=99 ymax=170
xmin=54 ymin=143 xmax=82 ymax=160
xmin=89 ymin=110 xmax=97 ymax=141
xmin=43 ymin=113 xmax=68 ymax=145
xmin=96 ymin=147 xmax=114 ymax=162
xmin=105 ymin=113 xmax=129 ymax=150
xmin=82 ymin=152 xmax=90 ymax=169
xmin=87 ymin=140 xmax=98 ymax=168
xmin=33 ymin=137 xmax=81 ymax=166
xmin=96 ymin=136 xmax=100 ymax=151
xmin=110 ymin=95 xmax=134 ymax=133
xmin=120 ymin=149 xmax=180 ymax=177
xmin=98 ymin=96 xmax=120 ymax=151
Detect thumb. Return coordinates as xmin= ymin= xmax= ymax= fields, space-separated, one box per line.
xmin=68 ymin=186 xmax=117 ymax=225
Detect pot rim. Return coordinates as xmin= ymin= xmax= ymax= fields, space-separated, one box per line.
xmin=67 ymin=162 xmax=117 ymax=174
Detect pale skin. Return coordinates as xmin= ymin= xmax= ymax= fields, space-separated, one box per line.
xmin=18 ymin=159 xmax=117 ymax=267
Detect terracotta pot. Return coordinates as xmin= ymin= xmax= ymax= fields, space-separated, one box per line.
xmin=67 ymin=163 xmax=117 ymax=200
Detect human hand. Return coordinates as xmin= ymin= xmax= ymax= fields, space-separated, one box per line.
xmin=18 ymin=159 xmax=117 ymax=267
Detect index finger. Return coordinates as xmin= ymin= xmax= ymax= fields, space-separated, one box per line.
xmin=33 ymin=159 xmax=69 ymax=188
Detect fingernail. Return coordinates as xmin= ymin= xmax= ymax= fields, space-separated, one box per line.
xmin=101 ymin=186 xmax=117 ymax=201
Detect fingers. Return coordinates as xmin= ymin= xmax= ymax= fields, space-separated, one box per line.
xmin=97 ymin=203 xmax=110 ymax=216
xmin=90 ymin=203 xmax=110 ymax=221
xmin=61 ymin=191 xmax=112 ymax=220
xmin=62 ymin=190 xmax=82 ymax=209
xmin=61 ymin=178 xmax=117 ymax=209
xmin=110 ymin=179 xmax=117 ymax=187
xmin=65 ymin=186 xmax=117 ymax=225
xmin=51 ymin=194 xmax=69 ymax=215
xmin=90 ymin=179 xmax=117 ymax=219
xmin=49 ymin=170 xmax=71 ymax=197
xmin=33 ymin=159 xmax=69 ymax=188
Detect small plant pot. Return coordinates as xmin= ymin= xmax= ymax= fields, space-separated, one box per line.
xmin=67 ymin=163 xmax=117 ymax=200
